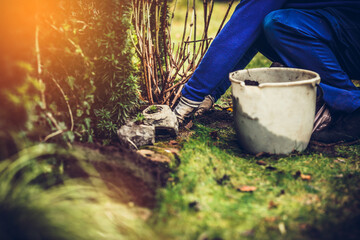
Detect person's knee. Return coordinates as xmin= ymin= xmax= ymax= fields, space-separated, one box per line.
xmin=263 ymin=9 xmax=292 ymax=45
xmin=263 ymin=9 xmax=326 ymax=44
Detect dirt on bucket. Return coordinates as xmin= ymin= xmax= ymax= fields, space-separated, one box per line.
xmin=244 ymin=79 xmax=259 ymax=86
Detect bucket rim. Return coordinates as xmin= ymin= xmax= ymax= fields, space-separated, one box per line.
xmin=229 ymin=67 xmax=321 ymax=88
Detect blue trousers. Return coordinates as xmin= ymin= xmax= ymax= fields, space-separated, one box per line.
xmin=182 ymin=6 xmax=360 ymax=113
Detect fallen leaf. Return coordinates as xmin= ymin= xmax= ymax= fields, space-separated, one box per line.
xmin=237 ymin=186 xmax=257 ymax=192
xmin=226 ymin=107 xmax=233 ymax=112
xmin=255 ymin=152 xmax=271 ymax=158
xmin=169 ymin=140 xmax=178 ymax=146
xmin=268 ymin=200 xmax=278 ymax=209
xmin=264 ymin=216 xmax=278 ymax=223
xmin=256 ymin=160 xmax=267 ymax=166
xmin=185 ymin=120 xmax=194 ymax=130
xmin=301 ymin=174 xmax=312 ymax=181
xmin=334 ymin=158 xmax=346 ymax=163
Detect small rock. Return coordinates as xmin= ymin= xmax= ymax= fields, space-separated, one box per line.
xmin=143 ymin=105 xmax=178 ymax=137
xmin=117 ymin=122 xmax=155 ymax=149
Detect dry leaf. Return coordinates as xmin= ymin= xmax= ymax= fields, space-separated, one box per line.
xmin=268 ymin=200 xmax=278 ymax=209
xmin=256 ymin=160 xmax=267 ymax=166
xmin=185 ymin=120 xmax=194 ymax=130
xmin=334 ymin=158 xmax=346 ymax=163
xmin=255 ymin=152 xmax=271 ymax=158
xmin=264 ymin=216 xmax=278 ymax=223
xmin=169 ymin=140 xmax=178 ymax=146
xmin=238 ymin=186 xmax=257 ymax=192
xmin=300 ymin=174 xmax=312 ymax=181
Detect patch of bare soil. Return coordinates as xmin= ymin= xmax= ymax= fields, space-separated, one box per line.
xmin=68 ymin=142 xmax=171 ymax=208
xmin=195 ymin=109 xmax=234 ymax=129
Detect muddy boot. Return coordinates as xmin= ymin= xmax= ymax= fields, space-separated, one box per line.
xmin=194 ymin=95 xmax=215 ymax=117
xmin=311 ymin=108 xmax=360 ymax=146
xmin=173 ymin=96 xmax=201 ymax=124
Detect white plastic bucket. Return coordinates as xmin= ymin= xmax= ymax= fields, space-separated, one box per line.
xmin=229 ymin=68 xmax=320 ymax=154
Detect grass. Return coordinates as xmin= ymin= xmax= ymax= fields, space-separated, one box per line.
xmin=152 ymin=125 xmax=360 ymax=240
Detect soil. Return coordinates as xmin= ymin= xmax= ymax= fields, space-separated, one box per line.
xmin=244 ymin=79 xmax=259 ymax=86
xmin=67 ymin=141 xmax=171 ymax=208
xmin=195 ymin=109 xmax=234 ymax=129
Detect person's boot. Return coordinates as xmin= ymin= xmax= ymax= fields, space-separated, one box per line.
xmin=173 ymin=96 xmax=201 ymax=124
xmin=194 ymin=95 xmax=215 ymax=117
xmin=311 ymin=108 xmax=360 ymax=146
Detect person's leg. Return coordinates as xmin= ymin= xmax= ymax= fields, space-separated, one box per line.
xmin=174 ymin=0 xmax=288 ymax=122
xmin=180 ymin=0 xmax=286 ymax=103
xmin=263 ymin=8 xmax=360 ymax=113
xmin=262 ymin=8 xmax=360 ymax=144
xmin=209 ymin=47 xmax=257 ymax=102
xmin=209 ymin=32 xmax=284 ymax=102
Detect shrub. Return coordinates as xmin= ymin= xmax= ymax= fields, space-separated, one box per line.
xmin=0 ymin=0 xmax=139 ymax=148
xmin=41 ymin=0 xmax=139 ymax=140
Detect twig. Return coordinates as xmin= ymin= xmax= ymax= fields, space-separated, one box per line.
xmin=131 ymin=0 xmax=232 ymax=105
xmin=44 ymin=129 xmax=65 ymax=142
xmin=184 ymin=38 xmax=213 ymax=44
xmin=216 ymin=0 xmax=235 ymax=37
xmin=35 ymin=25 xmax=46 ymax=109
xmin=126 ymin=137 xmax=138 ymax=150
xmin=51 ymin=77 xmax=74 ymax=132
